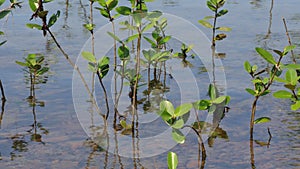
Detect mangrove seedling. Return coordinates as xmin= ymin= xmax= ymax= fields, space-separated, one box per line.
xmin=82 ymin=51 xmax=110 ymax=119
xmin=244 ymin=45 xmax=296 ymax=138
xmin=199 ymin=0 xmax=231 ymax=46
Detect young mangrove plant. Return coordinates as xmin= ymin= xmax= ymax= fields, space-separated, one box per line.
xmin=244 ymin=45 xmax=296 ymax=139
xmin=159 ymin=84 xmax=230 ymax=168
xmin=82 ymin=51 xmax=110 ymax=119
xmin=199 ymin=0 xmax=231 ymax=47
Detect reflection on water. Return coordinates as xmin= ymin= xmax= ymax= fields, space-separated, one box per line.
xmin=0 ymin=0 xmax=299 ymax=168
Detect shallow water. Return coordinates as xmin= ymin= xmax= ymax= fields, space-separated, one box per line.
xmin=0 ymin=0 xmax=300 ymax=168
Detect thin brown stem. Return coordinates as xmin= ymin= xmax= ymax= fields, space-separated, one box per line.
xmin=0 ymin=80 xmax=6 ymax=102
xmin=283 ymin=17 xmax=296 ymax=64
xmin=96 ymin=71 xmax=110 ymax=120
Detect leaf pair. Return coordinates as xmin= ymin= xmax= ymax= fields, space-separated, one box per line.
xmin=81 ymin=51 xmax=110 ymax=78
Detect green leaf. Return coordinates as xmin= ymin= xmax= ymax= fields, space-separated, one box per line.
xmin=98 ymin=8 xmax=110 ymax=18
xmin=132 ymin=13 xmax=142 ymax=27
xmin=195 ymin=100 xmax=210 ymax=110
xmin=167 ymin=152 xmax=178 ymax=169
xmin=198 ymin=20 xmax=213 ymax=29
xmin=37 ymin=67 xmax=49 ymax=75
xmin=146 ymin=10 xmax=162 ymax=20
xmin=174 ymin=103 xmax=192 ymax=117
xmin=246 ymin=88 xmax=256 ymax=96
xmin=291 ymin=101 xmax=300 ymax=111
xmin=215 ymin=33 xmax=227 ymax=41
xmin=160 ymin=100 xmax=174 ymax=116
xmin=0 ymin=10 xmax=10 ymax=19
xmin=207 ymin=1 xmax=216 ymax=11
xmin=286 ymin=69 xmax=298 ymax=85
xmin=283 ymin=45 xmax=296 ymax=55
xmin=107 ymin=0 xmax=118 ymax=10
xmin=171 ymin=118 xmax=184 ymax=129
xmin=244 ymin=61 xmax=252 ymax=73
xmin=217 ymin=9 xmax=228 ymax=17
xmin=29 ymin=0 xmax=38 ymax=12
xmin=159 ymin=36 xmax=171 ymax=45
xmin=98 ymin=56 xmax=110 ymax=78
xmin=107 ymin=31 xmax=122 ymax=43
xmin=116 ymin=6 xmax=132 ymax=15
xmin=83 ymin=23 xmax=95 ymax=31
xmin=159 ymin=110 xmax=172 ymax=121
xmin=213 ymin=95 xmax=227 ymax=104
xmin=216 ymin=26 xmax=231 ymax=32
xmin=273 ymin=90 xmax=292 ymax=99
xmin=0 ymin=31 xmax=4 ymax=35
xmin=118 ymin=46 xmax=130 ymax=60
xmin=255 ymin=47 xmax=277 ymax=65
xmin=143 ymin=36 xmax=156 ymax=47
xmin=38 ymin=11 xmax=48 ymax=18
xmin=26 ymin=23 xmax=42 ymax=30
xmin=171 ymin=129 xmax=185 ymax=144
xmin=125 ymin=34 xmax=139 ymax=43
xmin=0 ymin=0 xmax=5 ymax=6
xmin=48 ymin=11 xmax=60 ymax=28
xmin=254 ymin=117 xmax=271 ymax=124
xmin=98 ymin=0 xmax=106 ymax=7
xmin=81 ymin=51 xmax=96 ymax=63
xmin=208 ymin=84 xmax=217 ymax=100
xmin=15 ymin=61 xmax=28 ymax=67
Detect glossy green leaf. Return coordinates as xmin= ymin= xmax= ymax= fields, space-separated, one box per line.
xmin=208 ymin=84 xmax=217 ymax=100
xmin=217 ymin=9 xmax=228 ymax=17
xmin=118 ymin=46 xmax=129 ymax=60
xmin=159 ymin=109 xmax=172 ymax=121
xmin=107 ymin=0 xmax=118 ymax=10
xmin=283 ymin=45 xmax=296 ymax=55
xmin=207 ymin=1 xmax=216 ymax=11
xmin=213 ymin=95 xmax=227 ymax=104
xmin=125 ymin=34 xmax=139 ymax=43
xmin=160 ymin=100 xmax=174 ymax=116
xmin=0 ymin=31 xmax=4 ymax=35
xmin=174 ymin=103 xmax=192 ymax=117
xmin=107 ymin=31 xmax=122 ymax=43
xmin=37 ymin=11 xmax=48 ymax=18
xmin=286 ymin=69 xmax=298 ymax=85
xmin=0 ymin=10 xmax=10 ymax=19
xmin=244 ymin=61 xmax=252 ymax=73
xmin=167 ymin=152 xmax=178 ymax=169
xmin=216 ymin=26 xmax=231 ymax=32
xmin=15 ymin=61 xmax=28 ymax=67
xmin=0 ymin=0 xmax=5 ymax=6
xmin=143 ymin=36 xmax=156 ymax=47
xmin=171 ymin=118 xmax=184 ymax=129
xmin=37 ymin=67 xmax=49 ymax=75
xmin=273 ymin=90 xmax=292 ymax=99
xmin=116 ymin=6 xmax=131 ymax=15
xmin=254 ymin=117 xmax=271 ymax=124
xmin=291 ymin=101 xmax=300 ymax=111
xmin=195 ymin=100 xmax=210 ymax=110
xmin=99 ymin=8 xmax=109 ymax=18
xmin=98 ymin=0 xmax=106 ymax=7
xmin=159 ymin=36 xmax=171 ymax=45
xmin=29 ymin=0 xmax=38 ymax=12
xmin=171 ymin=129 xmax=185 ymax=144
xmin=198 ymin=20 xmax=213 ymax=29
xmin=255 ymin=47 xmax=277 ymax=65
xmin=81 ymin=51 xmax=96 ymax=63
xmin=83 ymin=23 xmax=95 ymax=31
xmin=246 ymin=88 xmax=256 ymax=96
xmin=215 ymin=33 xmax=227 ymax=41
xmin=48 ymin=11 xmax=60 ymax=28
xmin=26 ymin=23 xmax=42 ymax=30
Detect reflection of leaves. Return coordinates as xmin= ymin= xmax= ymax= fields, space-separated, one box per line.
xmin=255 ymin=140 xmax=270 ymax=146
